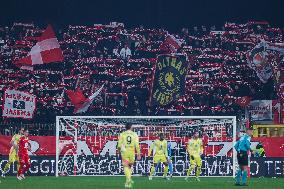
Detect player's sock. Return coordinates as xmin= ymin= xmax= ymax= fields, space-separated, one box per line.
xmin=123 ymin=166 xmax=131 ymax=184
xmin=22 ymin=162 xmax=31 ymax=175
xmin=242 ymin=170 xmax=248 ymax=185
xmin=163 ymin=165 xmax=169 ymax=177
xmin=196 ymin=166 xmax=201 ymax=178
xmin=187 ymin=165 xmax=194 ymax=176
xmin=3 ymin=161 xmax=12 ymax=173
xmin=155 ymin=163 xmax=159 ymax=175
xmin=150 ymin=165 xmax=155 ymax=177
xmin=18 ymin=165 xmax=23 ymax=176
xmin=168 ymin=162 xmax=173 ymax=175
xmin=129 ymin=167 xmax=132 ymax=184
xmin=235 ymin=169 xmax=242 ymax=184
xmin=17 ymin=162 xmax=20 ymax=172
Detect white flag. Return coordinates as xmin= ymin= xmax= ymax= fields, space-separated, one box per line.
xmin=3 ymin=89 xmax=36 ymax=119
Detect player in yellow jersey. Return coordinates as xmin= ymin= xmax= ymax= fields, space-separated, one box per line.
xmin=2 ymin=127 xmax=24 ymax=178
xmin=117 ymin=123 xmax=141 ymax=188
xmin=185 ymin=131 xmax=203 ymax=182
xmin=148 ymin=133 xmax=169 ymax=180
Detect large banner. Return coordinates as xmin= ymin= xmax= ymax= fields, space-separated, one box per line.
xmin=151 ymin=55 xmax=188 ymax=106
xmin=0 ymin=156 xmax=55 ymax=176
xmin=0 ymin=156 xmax=283 ymax=177
xmin=2 ymin=89 xmax=36 ymax=119
xmin=0 ymin=135 xmax=284 ymax=177
xmin=249 ymin=100 xmax=272 ymax=121
xmin=0 ymin=135 xmax=283 ymax=157
xmin=0 ymin=136 xmax=55 ymax=156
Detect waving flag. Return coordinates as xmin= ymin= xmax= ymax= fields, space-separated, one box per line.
xmin=247 ymin=41 xmax=272 ymax=83
xmin=15 ymin=25 xmax=64 ymax=69
xmin=66 ymin=85 xmax=104 ymax=114
xmin=3 ymin=89 xmax=36 ymax=119
xmin=160 ymin=34 xmax=182 ymax=53
xmin=236 ymin=96 xmax=251 ymax=107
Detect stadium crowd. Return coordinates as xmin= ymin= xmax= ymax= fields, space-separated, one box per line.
xmin=0 ymin=21 xmax=283 ymax=135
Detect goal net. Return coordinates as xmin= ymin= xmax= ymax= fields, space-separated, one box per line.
xmin=56 ymin=116 xmax=236 ymax=177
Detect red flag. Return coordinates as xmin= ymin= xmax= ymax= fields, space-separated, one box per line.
xmin=66 ymin=89 xmax=87 ymax=110
xmin=236 ymin=96 xmax=251 ymax=107
xmin=66 ymin=85 xmax=104 ymax=114
xmin=15 ymin=25 xmax=64 ymax=69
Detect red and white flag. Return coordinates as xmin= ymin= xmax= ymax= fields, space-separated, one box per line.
xmin=15 ymin=25 xmax=64 ymax=69
xmin=66 ymin=85 xmax=104 ymax=114
xmin=2 ymin=89 xmax=36 ymax=119
xmin=160 ymin=34 xmax=182 ymax=53
xmin=236 ymin=96 xmax=251 ymax=107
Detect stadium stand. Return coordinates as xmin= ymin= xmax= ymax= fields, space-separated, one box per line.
xmin=0 ymin=21 xmax=283 ymax=135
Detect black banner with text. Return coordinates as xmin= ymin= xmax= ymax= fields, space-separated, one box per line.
xmin=1 ymin=156 xmax=283 ymax=177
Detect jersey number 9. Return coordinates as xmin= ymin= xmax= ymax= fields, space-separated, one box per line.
xmin=127 ymin=136 xmax=132 ymax=144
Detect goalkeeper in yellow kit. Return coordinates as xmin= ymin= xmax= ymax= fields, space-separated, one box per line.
xmin=2 ymin=127 xmax=24 ymax=178
xmin=148 ymin=133 xmax=169 ymax=180
xmin=117 ymin=123 xmax=141 ymax=188
xmin=185 ymin=131 xmax=203 ymax=181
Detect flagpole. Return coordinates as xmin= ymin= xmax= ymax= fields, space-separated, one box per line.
xmin=280 ymin=100 xmax=283 ymax=124
xmin=244 ymin=105 xmax=251 ymax=178
xmin=75 ymin=77 xmax=80 ymax=89
xmin=245 ymin=106 xmax=250 ymax=129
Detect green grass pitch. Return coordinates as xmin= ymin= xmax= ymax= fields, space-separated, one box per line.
xmin=1 ymin=176 xmax=283 ymax=189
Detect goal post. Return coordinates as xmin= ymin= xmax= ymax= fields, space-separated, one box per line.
xmin=55 ymin=116 xmax=237 ymax=177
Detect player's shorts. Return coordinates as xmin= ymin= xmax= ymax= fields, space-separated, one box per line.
xmin=189 ymin=155 xmax=202 ymax=167
xmin=153 ymin=155 xmax=167 ymax=164
xmin=237 ymin=151 xmax=248 ymax=166
xmin=121 ymin=151 xmax=135 ymax=165
xmin=8 ymin=151 xmax=19 ymax=162
xmin=19 ymin=154 xmax=30 ymax=165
